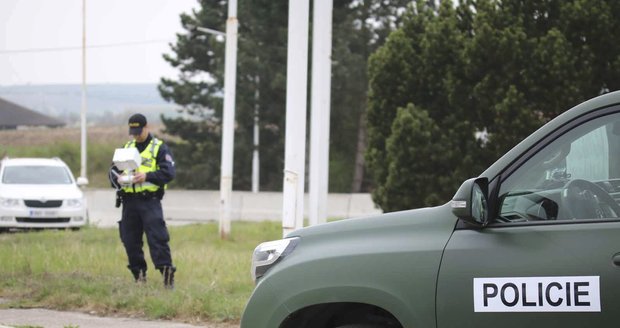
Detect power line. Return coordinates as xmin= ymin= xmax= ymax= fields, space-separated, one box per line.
xmin=0 ymin=38 xmax=173 ymax=55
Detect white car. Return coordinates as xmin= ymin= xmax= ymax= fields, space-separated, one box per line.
xmin=0 ymin=157 xmax=88 ymax=231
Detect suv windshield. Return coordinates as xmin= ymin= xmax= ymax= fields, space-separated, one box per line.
xmin=2 ymin=166 xmax=73 ymax=185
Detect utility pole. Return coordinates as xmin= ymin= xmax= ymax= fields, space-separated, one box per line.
xmin=309 ymin=0 xmax=333 ymax=226
xmin=282 ymin=0 xmax=310 ymax=237
xmin=79 ymin=0 xmax=88 ymax=184
xmin=252 ymin=75 xmax=260 ymax=193
xmin=185 ymin=18 xmax=238 ymax=239
xmin=219 ymin=0 xmax=238 ymax=239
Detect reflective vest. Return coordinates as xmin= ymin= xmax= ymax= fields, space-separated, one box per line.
xmin=121 ymin=138 xmax=163 ymax=193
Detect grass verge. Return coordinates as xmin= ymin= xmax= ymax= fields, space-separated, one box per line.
xmin=0 ymin=221 xmax=282 ymax=325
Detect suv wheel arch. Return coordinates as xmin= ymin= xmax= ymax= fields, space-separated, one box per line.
xmin=280 ymin=302 xmax=403 ymax=328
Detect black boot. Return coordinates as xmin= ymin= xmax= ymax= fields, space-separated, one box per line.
xmin=130 ymin=268 xmax=147 ymax=283
xmin=161 ymin=266 xmax=176 ymax=289
xmin=136 ymin=269 xmax=147 ymax=283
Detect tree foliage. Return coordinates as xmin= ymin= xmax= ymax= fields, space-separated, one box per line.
xmin=367 ymin=0 xmax=620 ymax=212
xmin=159 ymin=0 xmax=288 ymax=190
xmin=160 ymin=0 xmax=408 ymax=191
xmin=329 ymin=0 xmax=411 ymax=192
xmin=382 ymin=104 xmax=449 ymax=209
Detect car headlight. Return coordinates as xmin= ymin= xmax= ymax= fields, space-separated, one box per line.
xmin=0 ymin=197 xmax=20 ymax=208
xmin=65 ymin=198 xmax=83 ymax=207
xmin=251 ymin=237 xmax=300 ymax=282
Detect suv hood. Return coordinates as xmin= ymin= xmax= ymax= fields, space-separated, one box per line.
xmin=289 ymin=203 xmax=457 ymax=239
xmin=0 ymin=184 xmax=83 ymax=199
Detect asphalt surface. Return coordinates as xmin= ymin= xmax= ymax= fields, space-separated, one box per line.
xmin=0 ymin=300 xmax=239 ymax=328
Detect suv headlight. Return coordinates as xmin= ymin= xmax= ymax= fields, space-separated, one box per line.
xmin=251 ymin=237 xmax=300 ymax=282
xmin=65 ymin=198 xmax=83 ymax=207
xmin=0 ymin=197 xmax=20 ymax=208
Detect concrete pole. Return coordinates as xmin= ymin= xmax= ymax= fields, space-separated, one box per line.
xmin=80 ymin=0 xmax=88 ymax=182
xmin=282 ymin=0 xmax=310 ymax=237
xmin=309 ymin=0 xmax=333 ymax=226
xmin=219 ymin=0 xmax=238 ymax=239
xmin=252 ymin=75 xmax=260 ymax=193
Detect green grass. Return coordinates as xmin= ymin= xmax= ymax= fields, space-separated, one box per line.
xmin=0 ymin=221 xmax=282 ymax=324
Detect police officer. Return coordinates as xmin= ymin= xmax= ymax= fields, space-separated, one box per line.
xmin=109 ymin=113 xmax=176 ymax=289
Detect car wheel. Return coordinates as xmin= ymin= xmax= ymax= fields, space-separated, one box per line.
xmin=334 ymin=325 xmax=384 ymax=328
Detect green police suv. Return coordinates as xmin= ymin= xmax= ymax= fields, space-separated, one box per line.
xmin=242 ymin=91 xmax=620 ymax=328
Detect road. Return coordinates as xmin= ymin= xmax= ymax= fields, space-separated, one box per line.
xmin=0 ymin=308 xmax=240 ymax=328
xmin=85 ymin=189 xmax=381 ymax=227
xmin=0 ymin=299 xmax=239 ymax=328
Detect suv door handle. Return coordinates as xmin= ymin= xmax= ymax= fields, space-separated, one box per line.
xmin=613 ymin=253 xmax=620 ymax=266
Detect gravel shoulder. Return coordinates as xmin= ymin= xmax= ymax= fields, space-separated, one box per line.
xmin=0 ymin=299 xmax=239 ymax=328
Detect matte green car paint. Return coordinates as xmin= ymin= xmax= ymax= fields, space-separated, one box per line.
xmin=241 ymin=205 xmax=458 ymax=327
xmin=436 ymin=221 xmax=620 ymax=327
xmin=241 ymin=91 xmax=620 ymax=328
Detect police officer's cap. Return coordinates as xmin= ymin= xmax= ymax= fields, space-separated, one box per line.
xmin=128 ymin=113 xmax=147 ymax=135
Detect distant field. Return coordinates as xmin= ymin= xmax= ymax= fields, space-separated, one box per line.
xmin=0 ymin=125 xmax=171 ymax=187
xmin=0 ymin=124 xmax=168 ymax=148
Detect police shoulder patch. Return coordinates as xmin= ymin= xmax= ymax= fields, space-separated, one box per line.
xmin=165 ymin=154 xmax=174 ymax=165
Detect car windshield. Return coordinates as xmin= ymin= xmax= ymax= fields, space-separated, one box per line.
xmin=2 ymin=165 xmax=73 ymax=184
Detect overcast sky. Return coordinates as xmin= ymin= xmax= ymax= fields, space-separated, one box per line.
xmin=0 ymin=0 xmax=200 ymax=86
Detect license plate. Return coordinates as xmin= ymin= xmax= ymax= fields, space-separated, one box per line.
xmin=29 ymin=210 xmax=58 ymax=217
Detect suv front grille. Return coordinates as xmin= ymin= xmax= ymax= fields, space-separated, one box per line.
xmin=24 ymin=200 xmax=63 ymax=208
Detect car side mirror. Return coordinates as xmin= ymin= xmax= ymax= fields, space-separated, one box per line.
xmin=76 ymin=177 xmax=89 ymax=187
xmin=451 ymin=177 xmax=489 ymax=226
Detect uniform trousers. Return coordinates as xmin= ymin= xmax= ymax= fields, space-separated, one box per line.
xmin=119 ymin=196 xmax=172 ymax=275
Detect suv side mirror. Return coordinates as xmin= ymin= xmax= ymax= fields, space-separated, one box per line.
xmin=76 ymin=177 xmax=89 ymax=187
xmin=451 ymin=177 xmax=489 ymax=226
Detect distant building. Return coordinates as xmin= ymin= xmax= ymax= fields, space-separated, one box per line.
xmin=0 ymin=97 xmax=65 ymax=130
